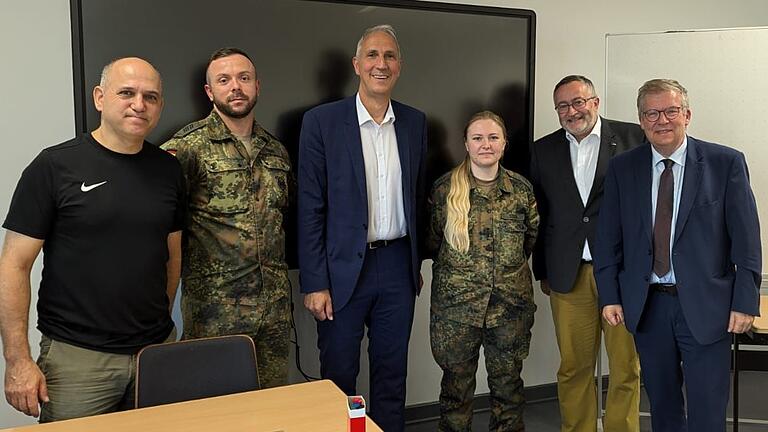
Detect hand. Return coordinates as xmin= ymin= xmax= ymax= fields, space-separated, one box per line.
xmin=539 ymin=279 xmax=551 ymax=296
xmin=602 ymin=305 xmax=625 ymax=326
xmin=304 ymin=290 xmax=334 ymax=321
xmin=728 ymin=311 xmax=755 ymax=334
xmin=5 ymin=357 xmax=48 ymax=417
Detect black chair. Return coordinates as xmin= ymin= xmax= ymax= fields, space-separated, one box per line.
xmin=135 ymin=334 xmax=260 ymax=408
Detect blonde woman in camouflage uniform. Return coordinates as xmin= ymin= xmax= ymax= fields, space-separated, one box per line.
xmin=426 ymin=111 xmax=539 ymax=431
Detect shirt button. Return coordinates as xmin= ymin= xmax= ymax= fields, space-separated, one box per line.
xmin=358 ymin=252 xmax=363 ymax=259
xmin=582 ymin=216 xmax=590 ymax=223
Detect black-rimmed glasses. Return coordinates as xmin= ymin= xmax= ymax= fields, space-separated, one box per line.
xmin=555 ymin=96 xmax=597 ymax=114
xmin=642 ymin=106 xmax=683 ymax=122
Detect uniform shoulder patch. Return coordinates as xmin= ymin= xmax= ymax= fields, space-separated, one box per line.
xmin=173 ymin=119 xmax=207 ymax=138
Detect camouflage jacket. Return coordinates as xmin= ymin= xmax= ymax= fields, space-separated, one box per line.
xmin=161 ymin=111 xmax=292 ymax=306
xmin=426 ymin=167 xmax=539 ymax=328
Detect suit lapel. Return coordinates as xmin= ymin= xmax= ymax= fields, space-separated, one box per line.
xmin=586 ymin=119 xmax=618 ymax=208
xmin=343 ymin=97 xmax=367 ymax=199
xmin=636 ymin=144 xmax=654 ymax=243
xmin=674 ymin=137 xmax=702 ymax=243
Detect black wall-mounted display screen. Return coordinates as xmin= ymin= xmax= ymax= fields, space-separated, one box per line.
xmin=71 ymin=0 xmax=535 ymax=264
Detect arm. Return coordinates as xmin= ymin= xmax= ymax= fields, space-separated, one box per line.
xmin=163 ymin=140 xmax=191 ymax=314
xmin=724 ymin=152 xmax=761 ymax=332
xmin=416 ymin=114 xmax=429 ymax=262
xmin=593 ymin=161 xmax=624 ymax=309
xmin=297 ymin=111 xmax=333 ymax=320
xmin=0 ymin=230 xmax=48 ymax=417
xmin=523 ymin=183 xmax=540 ymax=258
xmin=596 ymin=164 xmax=626 ymax=326
xmin=165 ymin=230 xmax=182 ymax=312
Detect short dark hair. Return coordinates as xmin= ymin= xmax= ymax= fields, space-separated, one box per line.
xmin=553 ymin=75 xmax=596 ymax=96
xmin=206 ymin=47 xmax=255 ymax=83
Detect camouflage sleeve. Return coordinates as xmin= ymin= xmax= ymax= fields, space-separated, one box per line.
xmin=424 ymin=183 xmax=445 ymax=261
xmin=161 ymin=138 xmax=202 ymax=194
xmin=523 ymin=186 xmax=539 ymax=258
xmin=279 ymin=144 xmax=297 ymax=212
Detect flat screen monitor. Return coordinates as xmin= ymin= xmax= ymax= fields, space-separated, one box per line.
xmin=71 ymin=0 xmax=536 ymax=265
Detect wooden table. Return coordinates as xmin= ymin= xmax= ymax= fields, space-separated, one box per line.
xmin=732 ymin=294 xmax=768 ymax=431
xmin=1 ymin=380 xmax=382 ymax=432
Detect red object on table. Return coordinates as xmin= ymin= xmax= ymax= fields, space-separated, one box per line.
xmin=347 ymin=395 xmax=366 ymax=432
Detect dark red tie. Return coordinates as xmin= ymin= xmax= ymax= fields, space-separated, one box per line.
xmin=653 ymin=159 xmax=674 ymax=276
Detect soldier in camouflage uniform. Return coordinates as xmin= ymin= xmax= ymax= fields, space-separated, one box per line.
xmin=426 ymin=111 xmax=539 ymax=431
xmin=161 ymin=48 xmax=291 ymax=388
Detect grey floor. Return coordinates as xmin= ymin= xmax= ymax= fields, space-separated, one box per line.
xmin=406 ymin=371 xmax=768 ymax=431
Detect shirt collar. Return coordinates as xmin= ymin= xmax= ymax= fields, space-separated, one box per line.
xmin=651 ymin=135 xmax=688 ymax=168
xmin=468 ymin=169 xmax=514 ymax=194
xmin=565 ymin=116 xmax=602 ymax=145
xmin=356 ymin=93 xmax=395 ymax=126
xmin=206 ymin=110 xmax=260 ymax=142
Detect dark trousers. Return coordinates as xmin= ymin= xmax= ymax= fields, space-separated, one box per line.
xmin=633 ymin=289 xmax=731 ymax=432
xmin=317 ymin=238 xmax=416 ymax=432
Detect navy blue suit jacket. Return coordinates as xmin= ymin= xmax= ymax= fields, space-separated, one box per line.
xmin=594 ymin=136 xmax=761 ymax=344
xmin=297 ymin=96 xmax=427 ymax=311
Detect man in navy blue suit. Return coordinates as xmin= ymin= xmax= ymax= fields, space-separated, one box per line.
xmin=594 ymin=79 xmax=761 ymax=431
xmin=297 ymin=24 xmax=427 ymax=432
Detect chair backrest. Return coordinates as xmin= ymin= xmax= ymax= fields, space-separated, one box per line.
xmin=135 ymin=334 xmax=260 ymax=408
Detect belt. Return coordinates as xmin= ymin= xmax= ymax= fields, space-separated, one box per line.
xmin=650 ymin=283 xmax=678 ymax=296
xmin=367 ymin=236 xmax=406 ymax=250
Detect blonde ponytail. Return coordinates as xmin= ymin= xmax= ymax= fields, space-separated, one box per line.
xmin=444 ymin=156 xmax=472 ymax=253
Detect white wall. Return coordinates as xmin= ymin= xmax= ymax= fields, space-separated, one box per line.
xmin=0 ymin=1 xmax=74 ymax=427
xmin=2 ymin=0 xmax=768 ymax=427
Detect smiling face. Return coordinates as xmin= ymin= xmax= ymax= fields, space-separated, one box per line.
xmin=465 ymin=118 xmax=506 ymax=173
xmin=639 ymin=90 xmax=691 ymax=156
xmin=93 ymin=57 xmax=163 ymax=140
xmin=353 ymin=30 xmax=401 ymax=101
xmin=554 ymin=80 xmax=600 ymax=141
xmin=205 ymin=53 xmax=260 ymax=119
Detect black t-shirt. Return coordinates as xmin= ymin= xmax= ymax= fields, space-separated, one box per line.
xmin=3 ymin=133 xmax=185 ymax=354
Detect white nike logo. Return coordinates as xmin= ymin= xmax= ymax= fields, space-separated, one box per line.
xmin=80 ymin=181 xmax=107 ymax=192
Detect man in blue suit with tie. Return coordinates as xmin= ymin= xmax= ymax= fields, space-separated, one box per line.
xmin=595 ymin=79 xmax=761 ymax=431
xmin=297 ymin=24 xmax=427 ymax=432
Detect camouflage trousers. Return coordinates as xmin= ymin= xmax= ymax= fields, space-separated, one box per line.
xmin=430 ymin=311 xmax=534 ymax=432
xmin=181 ymin=295 xmax=290 ymax=389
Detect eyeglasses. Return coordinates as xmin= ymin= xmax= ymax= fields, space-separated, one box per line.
xmin=642 ymin=106 xmax=683 ymax=122
xmin=555 ymin=96 xmax=596 ymax=114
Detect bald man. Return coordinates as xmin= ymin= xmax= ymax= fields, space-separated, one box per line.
xmin=0 ymin=57 xmax=185 ymax=422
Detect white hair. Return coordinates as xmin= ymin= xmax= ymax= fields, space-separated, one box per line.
xmin=354 ymin=24 xmax=402 ymax=59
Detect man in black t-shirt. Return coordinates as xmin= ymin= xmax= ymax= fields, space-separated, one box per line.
xmin=0 ymin=57 xmax=185 ymax=422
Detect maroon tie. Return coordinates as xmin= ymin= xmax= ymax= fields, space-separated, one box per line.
xmin=653 ymin=159 xmax=674 ymax=276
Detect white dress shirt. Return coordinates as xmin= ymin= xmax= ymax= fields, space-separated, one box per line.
xmin=566 ymin=116 xmax=602 ymax=261
xmin=356 ymin=93 xmax=406 ymax=243
xmin=650 ymin=136 xmax=688 ymax=284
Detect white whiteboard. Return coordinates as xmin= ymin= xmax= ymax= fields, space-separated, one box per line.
xmin=605 ymin=27 xmax=768 ymax=270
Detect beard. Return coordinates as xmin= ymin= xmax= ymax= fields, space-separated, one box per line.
xmin=563 ymin=113 xmax=596 ymax=138
xmin=213 ymin=92 xmax=257 ymax=119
